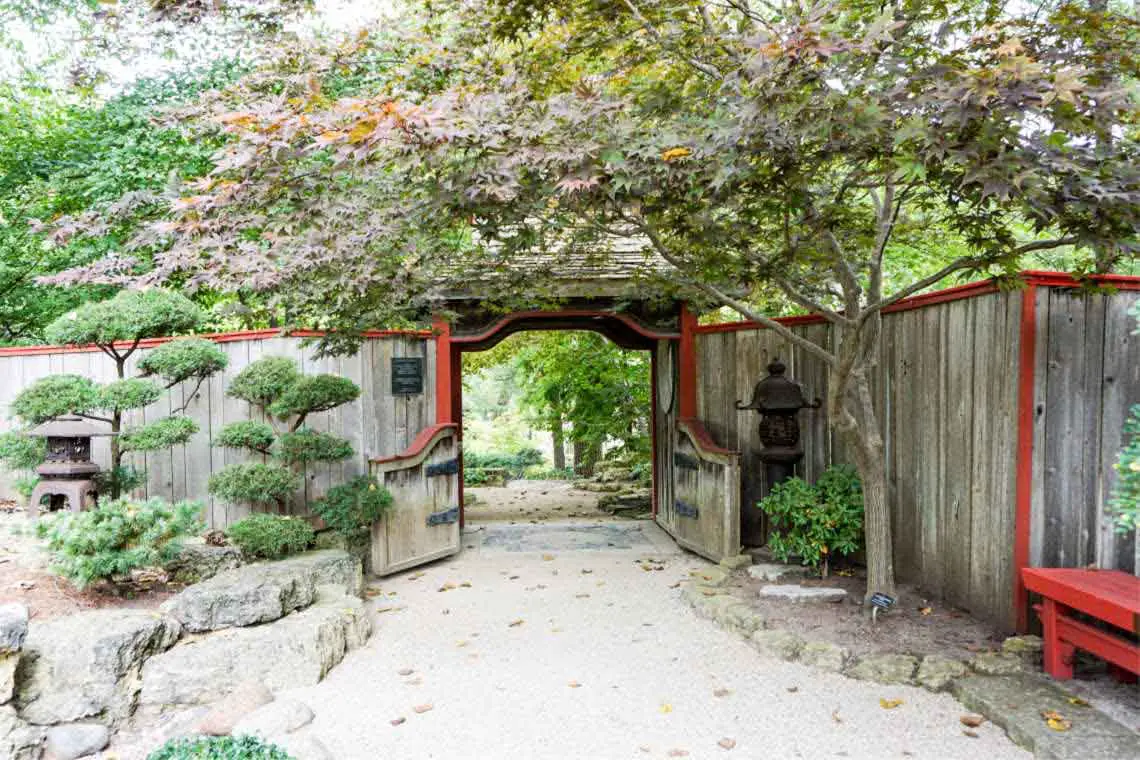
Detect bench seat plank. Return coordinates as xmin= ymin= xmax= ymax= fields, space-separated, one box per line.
xmin=1022 ymin=568 xmax=1139 ymax=633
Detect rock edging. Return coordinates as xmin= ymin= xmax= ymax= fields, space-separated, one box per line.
xmin=679 ymin=570 xmax=1140 ymax=759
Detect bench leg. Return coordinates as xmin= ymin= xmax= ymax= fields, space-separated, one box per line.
xmin=1041 ymin=598 xmax=1075 ymax=680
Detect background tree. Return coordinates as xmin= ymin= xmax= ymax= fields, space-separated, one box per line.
xmin=42 ymin=1 xmax=1140 ymax=604
xmin=10 ymin=289 xmax=226 ymax=497
xmin=208 ymin=356 xmax=361 ymax=513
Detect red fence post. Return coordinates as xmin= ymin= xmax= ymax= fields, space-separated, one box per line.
xmin=679 ymin=304 xmax=698 ymax=420
xmin=1014 ymin=283 xmax=1038 ymax=632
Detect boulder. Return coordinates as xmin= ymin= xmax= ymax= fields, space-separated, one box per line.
xmin=140 ymin=591 xmax=370 ymax=711
xmin=0 ymin=704 xmax=47 ymax=760
xmin=689 ymin=566 xmax=730 ymax=587
xmin=798 ymin=640 xmax=849 ymax=672
xmin=276 ymin=734 xmax=334 ymax=760
xmin=167 ymin=539 xmax=243 ymax=584
xmin=713 ymin=602 xmax=764 ymax=636
xmin=1001 ymin=635 xmax=1043 ymax=664
xmin=16 ymin=609 xmax=181 ymax=726
xmin=0 ymin=603 xmax=29 ymax=653
xmin=231 ymin=698 xmax=314 ymax=739
xmin=916 ymin=656 xmax=968 ymax=692
xmin=749 ymin=629 xmax=803 ymax=661
xmin=44 ymin=722 xmax=110 ymax=760
xmin=970 ymin=652 xmax=1023 ymax=676
xmin=161 ymin=550 xmax=363 ymax=633
xmin=758 ymin=584 xmax=847 ymax=603
xmin=746 ymin=563 xmax=803 ymax=583
xmin=1 ymin=652 xmax=16 ymax=704
xmin=597 ymin=489 xmax=652 ymax=517
xmin=197 ymin=681 xmax=274 ymax=736
xmin=846 ymin=653 xmax=918 ymax=684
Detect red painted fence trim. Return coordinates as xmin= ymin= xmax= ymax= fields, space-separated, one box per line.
xmin=449 ymin=309 xmax=679 ymax=346
xmin=432 ymin=317 xmax=454 ymax=425
xmin=0 ymin=327 xmax=432 ymax=357
xmin=1014 ymin=284 xmax=1039 ymax=633
xmin=369 ymin=423 xmax=458 ymax=466
xmin=678 ymin=305 xmax=698 ymax=419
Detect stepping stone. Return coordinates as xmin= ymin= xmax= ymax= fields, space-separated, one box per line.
xmin=758 ymin=584 xmax=846 ymax=603
xmin=747 ymin=563 xmax=802 ymax=582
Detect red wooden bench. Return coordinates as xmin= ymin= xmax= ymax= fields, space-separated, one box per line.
xmin=1021 ymin=567 xmax=1140 ymax=681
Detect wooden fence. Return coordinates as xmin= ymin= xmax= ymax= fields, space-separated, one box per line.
xmin=0 ymin=330 xmax=436 ymax=528
xmin=694 ymin=275 xmax=1140 ymax=631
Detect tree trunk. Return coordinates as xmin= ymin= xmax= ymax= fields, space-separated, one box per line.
xmin=551 ymin=414 xmax=566 ymax=470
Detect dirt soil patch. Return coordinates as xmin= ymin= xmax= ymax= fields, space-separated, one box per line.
xmin=0 ymin=502 xmax=175 ymax=622
xmin=727 ymin=565 xmax=1004 ymax=659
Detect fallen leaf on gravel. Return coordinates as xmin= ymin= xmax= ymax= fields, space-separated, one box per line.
xmin=405 ymin=677 xmax=423 ymax=686
xmin=831 ymin=709 xmax=843 ymax=723
xmin=1041 ymin=711 xmax=1071 ymax=731
xmin=438 ymin=583 xmax=456 ymax=592
xmin=509 ymin=619 xmax=524 ymax=627
xmin=717 ymin=738 xmax=736 ymax=750
xmin=551 ymin=627 xmax=564 ymax=633
xmin=409 ymin=572 xmax=425 ymax=580
xmin=667 ymin=750 xmax=688 ymax=757
xmin=413 ymin=704 xmax=433 ymax=714
xmin=669 ymin=582 xmax=681 ymax=589
xmin=596 ymin=581 xmax=605 ymax=586
xmin=660 ymin=703 xmax=673 ymax=714
xmin=962 ymin=730 xmax=979 ymax=739
xmin=713 ymin=688 xmax=731 ymax=698
xmin=918 ymin=606 xmax=933 ymax=616
xmin=542 ymin=554 xmax=555 ymax=561
xmin=639 ymin=746 xmax=651 ymax=753
xmin=581 ymin=568 xmax=593 ymax=574
xmin=390 ymin=718 xmax=406 ymax=726
xmin=1067 ymin=696 xmax=1091 ymax=707
xmin=568 ymin=681 xmax=581 ymax=688
xmin=879 ymin=698 xmax=903 ymax=709
xmin=701 ymin=590 xmax=716 ymax=596
xmin=363 ymin=588 xmax=384 ymax=598
xmin=960 ymin=715 xmax=984 ymax=728
xmin=509 ymin=575 xmax=520 ymax=580
xmin=460 ymin=581 xmax=472 ymax=588
xmin=786 ymin=686 xmax=799 ymax=693
xmin=456 ymin=640 xmax=469 ymax=647
xmin=398 ymin=668 xmax=414 ymax=676
xmin=575 ymin=593 xmax=590 ymax=599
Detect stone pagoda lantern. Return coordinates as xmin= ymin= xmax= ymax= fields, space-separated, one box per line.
xmin=25 ymin=416 xmax=113 ymax=518
xmin=737 ymin=359 xmax=821 ymax=490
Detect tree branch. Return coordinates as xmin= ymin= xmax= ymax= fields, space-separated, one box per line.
xmin=621 ymin=0 xmax=725 ymax=79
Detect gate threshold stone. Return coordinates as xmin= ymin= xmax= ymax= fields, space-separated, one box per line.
xmin=951 ymin=673 xmax=1140 ymax=760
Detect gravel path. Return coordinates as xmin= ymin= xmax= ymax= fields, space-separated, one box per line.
xmin=285 ymin=520 xmax=1030 ymax=760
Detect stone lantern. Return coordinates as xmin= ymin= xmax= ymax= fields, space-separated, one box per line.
xmin=24 ymin=416 xmax=112 ymax=518
xmin=737 ymin=359 xmax=821 ymax=490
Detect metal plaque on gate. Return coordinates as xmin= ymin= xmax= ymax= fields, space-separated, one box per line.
xmin=391 ymin=357 xmax=424 ymax=395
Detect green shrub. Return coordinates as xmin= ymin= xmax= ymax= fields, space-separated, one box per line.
xmin=268 ymin=375 xmax=360 ymax=418
xmin=465 ymin=448 xmax=543 ymax=478
xmin=276 ymin=429 xmax=354 ymax=465
xmin=313 ymin=476 xmax=393 ymax=536
xmin=147 ymin=735 xmax=293 ymax=760
xmin=0 ymin=431 xmax=46 ymax=470
xmin=215 ymin=421 xmax=276 ymax=453
xmin=121 ymin=416 xmax=199 ymax=452
xmin=522 ymin=465 xmax=574 ymax=480
xmin=138 ymin=338 xmax=228 ymax=385
xmin=92 ymin=465 xmax=145 ymax=497
xmin=759 ymin=465 xmax=863 ymax=575
xmin=97 ymin=379 xmax=162 ymax=413
xmin=1109 ymin=403 xmax=1140 ymax=533
xmin=227 ymin=357 xmax=300 ymax=406
xmin=11 ymin=374 xmax=100 ymax=424
xmin=36 ymin=498 xmax=202 ymax=589
xmin=13 ymin=475 xmax=39 ymax=500
xmin=208 ymin=463 xmax=300 ymax=508
xmin=226 ymin=513 xmax=314 ymax=560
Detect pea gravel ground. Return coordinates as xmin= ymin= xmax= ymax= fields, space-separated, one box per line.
xmin=284 ymin=519 xmax=1030 ymax=760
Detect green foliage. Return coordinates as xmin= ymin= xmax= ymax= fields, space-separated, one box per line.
xmin=36 ymin=498 xmax=202 ymax=589
xmin=267 ymin=375 xmax=360 ymax=419
xmin=97 ymin=378 xmax=162 ymax=413
xmin=227 ymin=357 xmax=300 ymax=406
xmin=138 ymin=338 xmax=228 ymax=385
xmin=760 ymin=466 xmax=864 ymax=572
xmin=215 ymin=421 xmax=276 ymax=453
xmin=121 ymin=416 xmax=199 ymax=453
xmin=275 ymin=429 xmax=354 ymax=465
xmin=12 ymin=475 xmax=39 ymax=500
xmin=522 ymin=465 xmax=574 ymax=480
xmin=464 ymin=448 xmax=543 ymax=484
xmin=1109 ymin=404 xmax=1140 ymax=533
xmin=312 ymin=476 xmax=393 ymax=537
xmin=146 ymin=734 xmax=293 ymax=760
xmin=208 ymin=463 xmax=300 ymax=508
xmin=226 ymin=513 xmax=314 ymax=560
xmin=92 ymin=465 xmax=145 ymax=497
xmin=44 ymin=289 xmax=204 ymax=348
xmin=11 ymin=374 xmax=99 ymax=424
xmin=0 ymin=431 xmax=46 ymax=470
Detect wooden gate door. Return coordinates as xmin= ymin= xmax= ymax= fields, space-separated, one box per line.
xmin=653 ymin=340 xmax=744 ymax=564
xmin=370 ymin=423 xmax=462 ymax=575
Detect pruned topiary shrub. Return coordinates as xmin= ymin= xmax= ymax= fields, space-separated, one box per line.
xmin=226 ymin=513 xmax=315 ymax=560
xmin=36 ymin=498 xmax=202 ymax=589
xmin=209 ymin=356 xmax=360 ymax=512
xmin=313 ymin=476 xmax=393 ymax=537
xmin=147 ymin=735 xmax=293 ymax=760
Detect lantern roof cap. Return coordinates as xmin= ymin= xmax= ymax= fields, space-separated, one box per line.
xmin=25 ymin=415 xmax=115 ymax=438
